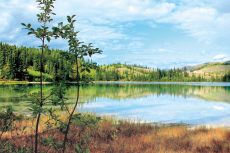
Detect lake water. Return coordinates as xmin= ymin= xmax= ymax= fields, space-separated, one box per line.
xmin=0 ymin=82 xmax=230 ymax=127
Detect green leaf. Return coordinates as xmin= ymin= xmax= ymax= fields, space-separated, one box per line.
xmin=47 ymin=37 xmax=51 ymax=42
xmin=67 ymin=16 xmax=71 ymax=22
xmin=28 ymin=32 xmax=33 ymax=35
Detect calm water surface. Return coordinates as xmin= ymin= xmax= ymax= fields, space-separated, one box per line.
xmin=0 ymin=82 xmax=230 ymax=127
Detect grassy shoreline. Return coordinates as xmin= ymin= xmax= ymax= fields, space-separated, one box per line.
xmin=0 ymin=80 xmax=52 ymax=85
xmin=0 ymin=80 xmax=229 ymax=85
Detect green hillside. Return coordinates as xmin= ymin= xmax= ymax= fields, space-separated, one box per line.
xmin=95 ymin=64 xmax=153 ymax=81
xmin=190 ymin=61 xmax=230 ymax=80
xmin=0 ymin=42 xmax=230 ymax=82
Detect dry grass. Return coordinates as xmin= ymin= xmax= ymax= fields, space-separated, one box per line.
xmin=1 ymin=112 xmax=70 ymax=139
xmin=1 ymin=118 xmax=230 ymax=153
xmin=90 ymin=123 xmax=230 ymax=153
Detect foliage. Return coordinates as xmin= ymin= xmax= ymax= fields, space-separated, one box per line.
xmin=0 ymin=106 xmax=16 ymax=132
xmin=223 ymin=73 xmax=230 ymax=82
xmin=72 ymin=113 xmax=101 ymax=128
xmin=73 ymin=114 xmax=101 ymax=153
xmin=0 ymin=43 xmax=98 ymax=82
xmin=51 ymin=14 xmax=102 ymax=153
xmin=0 ymin=142 xmax=31 ymax=153
xmin=19 ymin=1 xmax=102 ymax=153
xmin=1 ymin=44 xmax=229 ymax=82
xmin=21 ymin=0 xmax=61 ymax=152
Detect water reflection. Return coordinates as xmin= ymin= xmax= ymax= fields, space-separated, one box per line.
xmin=0 ymin=83 xmax=230 ymax=126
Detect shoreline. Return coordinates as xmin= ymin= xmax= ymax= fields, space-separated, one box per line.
xmin=0 ymin=80 xmax=229 ymax=85
xmin=9 ymin=111 xmax=230 ymax=129
xmin=94 ymin=81 xmax=230 ymax=86
xmin=0 ymin=81 xmax=52 ymax=85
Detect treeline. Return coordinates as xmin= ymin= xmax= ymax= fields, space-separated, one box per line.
xmin=96 ymin=64 xmax=230 ymax=82
xmin=95 ymin=64 xmax=213 ymax=82
xmin=223 ymin=73 xmax=230 ymax=82
xmin=0 ymin=42 xmax=96 ymax=82
xmin=0 ymin=43 xmax=229 ymax=82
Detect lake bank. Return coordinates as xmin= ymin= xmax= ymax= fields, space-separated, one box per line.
xmin=0 ymin=80 xmax=52 ymax=85
xmin=0 ymin=80 xmax=230 ymax=85
xmin=94 ymin=81 xmax=230 ymax=86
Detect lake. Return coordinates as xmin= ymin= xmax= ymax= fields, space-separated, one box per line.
xmin=0 ymin=82 xmax=230 ymax=127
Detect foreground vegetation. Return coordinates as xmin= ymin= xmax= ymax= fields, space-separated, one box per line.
xmin=1 ymin=113 xmax=230 ymax=153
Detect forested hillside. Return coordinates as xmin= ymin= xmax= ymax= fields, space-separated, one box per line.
xmin=0 ymin=42 xmax=230 ymax=82
xmin=190 ymin=62 xmax=230 ymax=81
xmin=0 ymin=42 xmax=97 ymax=82
xmin=96 ymin=63 xmax=230 ymax=82
xmin=95 ymin=64 xmax=190 ymax=81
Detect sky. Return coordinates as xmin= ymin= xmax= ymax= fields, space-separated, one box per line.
xmin=0 ymin=0 xmax=230 ymax=68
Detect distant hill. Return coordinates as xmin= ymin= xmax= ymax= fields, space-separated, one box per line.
xmin=102 ymin=61 xmax=230 ymax=77
xmin=224 ymin=60 xmax=230 ymax=64
xmin=97 ymin=62 xmax=230 ymax=82
xmin=189 ymin=61 xmax=230 ymax=78
xmin=100 ymin=63 xmax=153 ymax=75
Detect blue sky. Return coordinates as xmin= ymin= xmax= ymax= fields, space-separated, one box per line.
xmin=0 ymin=0 xmax=230 ymax=68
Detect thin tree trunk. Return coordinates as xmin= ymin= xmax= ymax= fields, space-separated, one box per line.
xmin=62 ymin=58 xmax=80 ymax=153
xmin=35 ymin=37 xmax=45 ymax=153
xmin=34 ymin=113 xmax=41 ymax=153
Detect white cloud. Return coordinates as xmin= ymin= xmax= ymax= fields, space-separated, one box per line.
xmin=143 ymin=3 xmax=176 ymax=18
xmin=213 ymin=54 xmax=229 ymax=61
xmin=53 ymin=0 xmax=176 ymax=23
xmin=163 ymin=7 xmax=218 ymax=42
xmin=213 ymin=106 xmax=225 ymax=111
xmin=91 ymin=54 xmax=107 ymax=60
xmin=0 ymin=0 xmax=230 ymax=67
xmin=155 ymin=2 xmax=230 ymax=44
xmin=11 ymin=1 xmax=230 ymax=46
xmin=0 ymin=0 xmax=38 ymax=44
xmin=2 ymin=0 xmax=228 ymax=45
xmin=78 ymin=21 xmax=127 ymax=43
xmin=128 ymin=6 xmax=140 ymax=14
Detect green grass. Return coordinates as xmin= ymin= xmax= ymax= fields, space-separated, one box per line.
xmin=27 ymin=68 xmax=53 ymax=81
xmin=0 ymin=81 xmax=29 ymax=85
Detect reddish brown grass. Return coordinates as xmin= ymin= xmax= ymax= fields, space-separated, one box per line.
xmin=1 ymin=119 xmax=230 ymax=153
